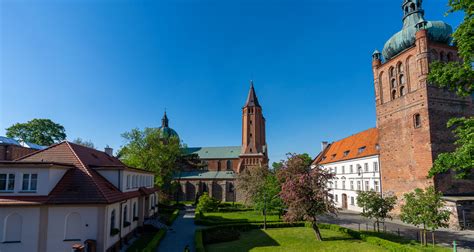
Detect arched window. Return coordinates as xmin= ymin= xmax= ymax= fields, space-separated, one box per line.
xmin=399 ymin=74 xmax=405 ymax=85
xmin=430 ymin=49 xmax=438 ymax=61
xmin=404 ymin=6 xmax=409 ymax=13
xmin=133 ymin=202 xmax=137 ymax=220
xmin=391 ymin=90 xmax=397 ymax=100
xmin=391 ymin=79 xmax=396 ymax=88
xmin=410 ymin=3 xmax=415 ymax=11
xmin=65 ymin=213 xmax=82 ymax=241
xmin=440 ymin=51 xmax=445 ymax=61
xmin=389 ymin=67 xmax=395 ymax=77
xmin=414 ymin=114 xmax=421 ymax=128
xmin=400 ymin=86 xmax=406 ymax=96
xmin=226 ymin=160 xmax=232 ymax=170
xmin=123 ymin=206 xmax=128 ymax=227
xmin=4 ymin=213 xmax=22 ymax=242
xmin=110 ymin=210 xmax=116 ymax=233
xmin=228 ymin=183 xmax=234 ymax=193
xmin=447 ymin=52 xmax=453 ymax=61
xmin=397 ymin=62 xmax=403 ymax=73
xmin=217 ymin=161 xmax=221 ymax=171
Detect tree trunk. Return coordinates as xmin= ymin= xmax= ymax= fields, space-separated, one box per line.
xmin=432 ymin=231 xmax=435 ymax=247
xmin=376 ymin=221 xmax=380 ymax=232
xmin=423 ymin=229 xmax=427 ymax=246
xmin=312 ymin=222 xmax=323 ymax=241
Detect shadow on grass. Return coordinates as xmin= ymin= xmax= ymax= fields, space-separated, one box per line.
xmin=205 ymin=229 xmax=280 ymax=252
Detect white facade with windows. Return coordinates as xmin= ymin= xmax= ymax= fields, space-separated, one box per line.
xmin=318 ymin=155 xmax=381 ymax=212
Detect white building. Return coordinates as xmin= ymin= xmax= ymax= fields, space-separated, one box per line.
xmin=312 ymin=128 xmax=381 ymax=212
xmin=0 ymin=141 xmax=159 ymax=252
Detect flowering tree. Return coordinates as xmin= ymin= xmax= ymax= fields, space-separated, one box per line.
xmin=278 ymin=153 xmax=336 ymax=241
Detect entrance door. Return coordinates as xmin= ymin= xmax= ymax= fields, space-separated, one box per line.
xmin=342 ymin=194 xmax=348 ymax=209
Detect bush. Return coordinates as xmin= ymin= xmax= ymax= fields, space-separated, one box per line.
xmin=196 ymin=193 xmax=219 ymax=213
xmin=127 ymin=229 xmax=166 ymax=252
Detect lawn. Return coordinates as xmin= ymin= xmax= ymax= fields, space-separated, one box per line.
xmin=205 ymin=227 xmax=388 ymax=252
xmin=200 ymin=211 xmax=281 ymax=225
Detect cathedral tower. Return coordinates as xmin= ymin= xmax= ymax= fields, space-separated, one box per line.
xmin=239 ymin=81 xmax=268 ymax=172
xmin=372 ymin=0 xmax=473 ymax=209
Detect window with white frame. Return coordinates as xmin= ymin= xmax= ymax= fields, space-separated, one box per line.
xmin=350 ymin=165 xmax=353 ymax=173
xmin=22 ymin=174 xmax=37 ymax=192
xmin=334 ymin=181 xmax=338 ymax=189
xmin=374 ymin=181 xmax=380 ymax=192
xmin=350 ymin=197 xmax=355 ymax=205
xmin=357 ymin=181 xmax=361 ymax=191
xmin=365 ymin=181 xmax=370 ymax=191
xmin=342 ymin=181 xmax=346 ymax=190
xmin=350 ymin=181 xmax=354 ymax=190
xmin=342 ymin=166 xmax=345 ymax=174
xmin=0 ymin=173 xmax=15 ymax=192
xmin=335 ymin=194 xmax=338 ymax=202
xmin=364 ymin=163 xmax=369 ymax=172
xmin=127 ymin=175 xmax=130 ymax=189
xmin=373 ymin=162 xmax=379 ymax=172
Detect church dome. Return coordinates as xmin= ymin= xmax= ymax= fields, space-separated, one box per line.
xmin=382 ymin=0 xmax=452 ymax=60
xmin=158 ymin=112 xmax=179 ymax=140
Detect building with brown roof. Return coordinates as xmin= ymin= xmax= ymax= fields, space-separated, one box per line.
xmin=0 ymin=141 xmax=159 ymax=252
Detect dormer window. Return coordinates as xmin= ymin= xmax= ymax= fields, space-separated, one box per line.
xmin=0 ymin=173 xmax=15 ymax=192
xmin=358 ymin=146 xmax=366 ymax=154
xmin=22 ymin=174 xmax=38 ymax=192
xmin=331 ymin=154 xmax=336 ymax=159
xmin=343 ymin=151 xmax=350 ymax=157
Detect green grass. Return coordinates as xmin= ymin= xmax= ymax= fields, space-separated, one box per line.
xmin=200 ymin=211 xmax=281 ymax=225
xmin=206 ymin=227 xmax=388 ymax=252
xmin=127 ymin=229 xmax=166 ymax=252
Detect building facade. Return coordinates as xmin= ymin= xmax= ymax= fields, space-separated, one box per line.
xmin=0 ymin=142 xmax=159 ymax=252
xmin=313 ymin=128 xmax=381 ymax=212
xmin=174 ymin=82 xmax=269 ymax=202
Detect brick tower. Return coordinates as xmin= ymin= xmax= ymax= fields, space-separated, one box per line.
xmin=372 ymin=0 xmax=473 ymax=212
xmin=238 ymin=81 xmax=268 ymax=172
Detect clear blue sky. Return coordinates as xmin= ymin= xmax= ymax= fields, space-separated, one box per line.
xmin=0 ymin=0 xmax=462 ymax=163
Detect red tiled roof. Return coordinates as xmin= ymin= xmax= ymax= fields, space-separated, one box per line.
xmin=314 ymin=128 xmax=379 ymax=165
xmin=1 ymin=141 xmax=157 ymax=205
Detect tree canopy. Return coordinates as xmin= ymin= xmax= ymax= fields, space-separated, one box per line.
xmin=356 ymin=191 xmax=397 ymax=232
xmin=6 ymin=119 xmax=66 ymax=146
xmin=72 ymin=138 xmax=95 ymax=149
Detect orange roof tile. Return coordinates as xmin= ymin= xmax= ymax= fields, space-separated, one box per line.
xmin=314 ymin=128 xmax=379 ymax=165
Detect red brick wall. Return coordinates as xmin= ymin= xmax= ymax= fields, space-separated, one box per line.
xmin=0 ymin=145 xmax=37 ymax=161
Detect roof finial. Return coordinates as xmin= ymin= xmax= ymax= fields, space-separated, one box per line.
xmin=162 ymin=110 xmax=169 ymax=127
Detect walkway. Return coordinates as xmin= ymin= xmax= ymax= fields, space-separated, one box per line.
xmin=320 ymin=210 xmax=474 ymax=251
xmin=157 ymin=206 xmax=197 ymax=252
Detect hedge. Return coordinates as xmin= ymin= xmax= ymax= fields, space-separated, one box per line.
xmin=127 ymin=229 xmax=166 ymax=252
xmin=167 ymin=209 xmax=179 ymax=225
xmin=194 ymin=211 xmax=282 ymax=226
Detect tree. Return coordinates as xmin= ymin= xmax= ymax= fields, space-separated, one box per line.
xmin=427 ymin=1 xmax=473 ymax=96
xmin=72 ymin=138 xmax=95 ymax=149
xmin=429 ymin=117 xmax=474 ymax=179
xmin=400 ymin=186 xmax=451 ymax=246
xmin=278 ymin=153 xmax=336 ymax=241
xmin=356 ymin=191 xmax=397 ymax=232
xmin=428 ymin=1 xmax=473 ymax=179
xmin=196 ymin=192 xmax=219 ymax=213
xmin=236 ymin=165 xmax=270 ymax=206
xmin=118 ymin=128 xmax=183 ymax=194
xmin=6 ymin=119 xmax=66 ymax=146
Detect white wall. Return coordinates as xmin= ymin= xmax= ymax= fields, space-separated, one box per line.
xmin=0 ymin=167 xmax=67 ymax=196
xmin=122 ymin=171 xmax=154 ymax=192
xmin=0 ymin=207 xmax=40 ymax=252
xmin=97 ymin=170 xmax=120 ymax=189
xmin=46 ymin=206 xmax=100 ymax=252
xmin=319 ymin=155 xmax=381 ymax=212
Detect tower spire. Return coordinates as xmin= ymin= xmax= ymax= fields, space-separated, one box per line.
xmin=162 ymin=110 xmax=169 ymax=128
xmin=244 ymin=80 xmax=261 ymax=107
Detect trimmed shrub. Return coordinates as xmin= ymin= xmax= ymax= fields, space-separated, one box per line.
xmin=166 ymin=209 xmax=179 ymax=225
xmin=196 ymin=193 xmax=219 ymax=213
xmin=127 ymin=229 xmax=166 ymax=252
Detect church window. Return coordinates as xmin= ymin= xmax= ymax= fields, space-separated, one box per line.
xmin=430 ymin=49 xmax=438 ymax=61
xmin=228 ymin=183 xmax=234 ymax=193
xmin=400 ymin=86 xmax=406 ymax=96
xmin=250 ymin=148 xmax=252 ymax=153
xmin=226 ymin=160 xmax=232 ymax=170
xmin=440 ymin=51 xmax=445 ymax=61
xmin=414 ymin=114 xmax=421 ymax=128
xmin=4 ymin=213 xmax=22 ymax=242
xmin=399 ymin=74 xmax=405 ymax=85
xmin=409 ymin=3 xmax=415 ymax=11
xmin=389 ymin=67 xmax=395 ymax=77
xmin=217 ymin=161 xmax=221 ymax=171
xmin=391 ymin=90 xmax=397 ymax=100
xmin=391 ymin=79 xmax=396 ymax=88
xmin=250 ymin=120 xmax=252 ymax=125
xmin=397 ymin=62 xmax=403 ymax=73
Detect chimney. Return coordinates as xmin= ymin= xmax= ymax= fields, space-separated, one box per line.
xmin=321 ymin=141 xmax=329 ymax=151
xmin=104 ymin=145 xmax=113 ymax=156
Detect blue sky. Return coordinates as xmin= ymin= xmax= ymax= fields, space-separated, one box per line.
xmin=0 ymin=0 xmax=462 ymax=163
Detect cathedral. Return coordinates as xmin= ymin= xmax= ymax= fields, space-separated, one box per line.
xmin=162 ymin=82 xmax=268 ymax=202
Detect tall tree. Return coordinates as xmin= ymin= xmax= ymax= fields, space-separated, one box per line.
xmin=72 ymin=138 xmax=95 ymax=149
xmin=236 ymin=165 xmax=270 ymax=206
xmin=400 ymin=186 xmax=451 ymax=246
xmin=6 ymin=119 xmax=66 ymax=146
xmin=118 ymin=128 xmax=183 ymax=193
xmin=428 ymin=1 xmax=473 ymax=179
xmin=356 ymin=191 xmax=397 ymax=232
xmin=278 ymin=153 xmax=336 ymax=241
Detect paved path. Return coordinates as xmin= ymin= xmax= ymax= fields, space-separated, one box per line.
xmin=157 ymin=206 xmax=197 ymax=252
xmin=320 ymin=210 xmax=474 ymax=251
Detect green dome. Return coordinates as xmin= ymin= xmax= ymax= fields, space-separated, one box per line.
xmin=382 ymin=0 xmax=452 ymax=60
xmin=158 ymin=112 xmax=179 ymax=140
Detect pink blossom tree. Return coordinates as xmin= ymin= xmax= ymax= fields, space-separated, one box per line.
xmin=278 ymin=153 xmax=336 ymax=241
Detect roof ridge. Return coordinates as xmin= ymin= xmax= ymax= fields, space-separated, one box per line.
xmin=330 ymin=127 xmax=377 ymax=145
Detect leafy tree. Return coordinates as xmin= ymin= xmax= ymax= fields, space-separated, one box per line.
xmin=196 ymin=192 xmax=219 ymax=213
xmin=236 ymin=165 xmax=270 ymax=206
xmin=428 ymin=1 xmax=473 ymax=179
xmin=278 ymin=153 xmax=336 ymax=241
xmin=356 ymin=191 xmax=397 ymax=232
xmin=271 ymin=161 xmax=283 ymax=172
xmin=118 ymin=128 xmax=182 ymax=194
xmin=400 ymin=186 xmax=451 ymax=246
xmin=72 ymin=138 xmax=95 ymax=149
xmin=429 ymin=117 xmax=473 ymax=179
xmin=427 ymin=0 xmax=473 ymax=96
xmin=6 ymin=119 xmax=66 ymax=146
